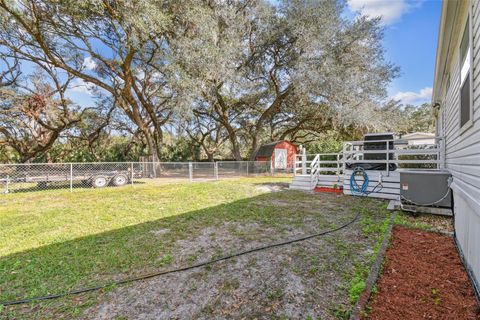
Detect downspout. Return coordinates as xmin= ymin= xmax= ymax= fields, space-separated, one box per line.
xmin=432 ymin=102 xmax=445 ymax=170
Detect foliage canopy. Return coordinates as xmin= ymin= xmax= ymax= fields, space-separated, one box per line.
xmin=0 ymin=0 xmax=430 ymax=162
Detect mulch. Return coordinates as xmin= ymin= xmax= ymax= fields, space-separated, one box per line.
xmin=366 ymin=226 xmax=480 ymax=320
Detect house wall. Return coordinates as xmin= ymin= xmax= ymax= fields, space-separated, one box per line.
xmin=407 ymin=138 xmax=435 ymax=146
xmin=437 ymin=0 xmax=480 ymax=291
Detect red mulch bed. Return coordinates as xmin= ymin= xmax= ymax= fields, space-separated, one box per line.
xmin=314 ymin=187 xmax=343 ymax=194
xmin=366 ymin=226 xmax=480 ymax=320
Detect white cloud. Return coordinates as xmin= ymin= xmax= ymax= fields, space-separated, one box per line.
xmin=82 ymin=56 xmax=97 ymax=70
xmin=69 ymin=78 xmax=96 ymax=94
xmin=392 ymin=87 xmax=432 ymax=104
xmin=347 ymin=0 xmax=421 ymax=25
xmin=134 ymin=69 xmax=162 ymax=81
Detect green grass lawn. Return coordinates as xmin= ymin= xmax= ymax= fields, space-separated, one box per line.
xmin=0 ymin=177 xmax=391 ymax=319
xmin=0 ymin=178 xmax=288 ymax=296
xmin=1 ymin=178 xmax=289 ymax=257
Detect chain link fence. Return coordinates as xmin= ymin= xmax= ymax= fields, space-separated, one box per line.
xmin=0 ymin=161 xmax=283 ymax=194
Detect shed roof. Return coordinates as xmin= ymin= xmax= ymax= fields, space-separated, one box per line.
xmin=402 ymin=132 xmax=435 ymax=139
xmin=254 ymin=140 xmax=289 ymax=158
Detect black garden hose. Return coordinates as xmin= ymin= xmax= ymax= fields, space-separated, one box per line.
xmin=1 ymin=211 xmax=361 ymax=307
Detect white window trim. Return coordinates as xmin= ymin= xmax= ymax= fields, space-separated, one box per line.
xmin=460 ymin=49 xmax=470 ymax=83
xmin=460 ymin=5 xmax=474 ymax=134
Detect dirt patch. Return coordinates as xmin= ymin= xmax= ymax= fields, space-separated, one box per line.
xmin=254 ymin=196 xmax=342 ymax=214
xmin=254 ymin=182 xmax=288 ymax=193
xmin=398 ymin=212 xmax=454 ymax=234
xmin=83 ymin=194 xmax=387 ymax=320
xmin=149 ymin=228 xmax=170 ymax=236
xmin=85 ymin=223 xmax=349 ymax=319
xmin=366 ymin=226 xmax=480 ymax=320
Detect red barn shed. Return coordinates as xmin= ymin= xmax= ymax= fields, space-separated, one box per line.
xmin=253 ymin=140 xmax=298 ymax=169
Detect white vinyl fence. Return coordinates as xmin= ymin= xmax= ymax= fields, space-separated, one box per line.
xmin=0 ymin=161 xmax=284 ymax=194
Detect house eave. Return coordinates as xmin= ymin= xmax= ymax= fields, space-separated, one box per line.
xmin=432 ymin=0 xmax=460 ymax=105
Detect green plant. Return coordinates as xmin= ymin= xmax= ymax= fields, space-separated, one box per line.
xmin=267 ymin=289 xmax=284 ymax=301
xmin=348 ymin=275 xmax=366 ymax=303
xmin=330 ymin=304 xmax=351 ymax=320
xmin=431 ymin=288 xmax=441 ymax=305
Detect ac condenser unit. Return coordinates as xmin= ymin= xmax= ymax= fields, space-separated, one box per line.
xmin=400 ymin=170 xmax=452 ymax=208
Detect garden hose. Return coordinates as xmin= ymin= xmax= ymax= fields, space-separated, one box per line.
xmin=0 ymin=211 xmax=361 ymax=307
xmin=400 ymin=191 xmax=451 ymax=208
xmin=349 ymin=167 xmax=383 ymax=196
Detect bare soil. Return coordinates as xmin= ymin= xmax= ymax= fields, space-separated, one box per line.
xmin=82 ymin=191 xmax=387 ymax=320
xmin=366 ymin=226 xmax=480 ymax=320
xmin=398 ymin=212 xmax=454 ymax=234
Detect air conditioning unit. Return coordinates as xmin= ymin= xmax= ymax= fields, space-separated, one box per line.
xmin=400 ymin=170 xmax=452 ymax=208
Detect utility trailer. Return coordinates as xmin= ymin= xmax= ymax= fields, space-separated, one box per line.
xmin=0 ymin=164 xmax=140 ymax=190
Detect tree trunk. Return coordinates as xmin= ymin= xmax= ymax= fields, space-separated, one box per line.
xmin=230 ymin=137 xmax=242 ymax=161
xmin=206 ymin=151 xmax=215 ymax=162
xmin=219 ymin=120 xmax=242 ymax=161
xmin=212 ymin=87 xmax=243 ymax=161
xmin=141 ymin=127 xmax=158 ymax=161
xmin=249 ymin=136 xmax=259 ymax=161
xmin=152 ymin=127 xmax=163 ymax=161
xmin=248 ymin=87 xmax=293 ymax=161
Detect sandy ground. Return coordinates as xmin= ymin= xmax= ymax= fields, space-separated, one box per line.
xmin=82 ymin=188 xmax=386 ymax=319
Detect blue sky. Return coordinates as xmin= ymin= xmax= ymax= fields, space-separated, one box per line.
xmin=347 ymin=0 xmax=441 ymax=105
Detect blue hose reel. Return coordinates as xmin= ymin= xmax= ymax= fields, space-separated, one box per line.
xmin=349 ymin=167 xmax=383 ymax=196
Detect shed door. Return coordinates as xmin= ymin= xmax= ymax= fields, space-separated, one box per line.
xmin=274 ymin=149 xmax=287 ymax=169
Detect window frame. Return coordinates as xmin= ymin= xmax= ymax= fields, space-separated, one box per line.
xmin=459 ymin=7 xmax=474 ymax=134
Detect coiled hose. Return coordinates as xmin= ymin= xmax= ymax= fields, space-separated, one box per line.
xmin=349 ymin=167 xmax=382 ymax=196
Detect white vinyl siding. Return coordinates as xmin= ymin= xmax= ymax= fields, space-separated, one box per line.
xmin=440 ymin=0 xmax=480 ymax=287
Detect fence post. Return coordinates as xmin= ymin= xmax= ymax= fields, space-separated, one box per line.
xmin=386 ymin=141 xmax=390 ymax=177
xmin=152 ymin=157 xmax=157 ymax=178
xmin=70 ymin=163 xmax=73 ymax=192
xmin=302 ymin=147 xmax=307 ymax=175
xmin=189 ymin=162 xmax=193 ymax=182
xmin=293 ymin=155 xmax=296 ymax=177
xmin=214 ymin=162 xmax=218 ymax=180
xmin=131 ymin=162 xmax=134 ymax=186
xmin=246 ymin=161 xmax=249 ymax=176
xmin=336 ymin=153 xmax=340 ymax=176
xmin=5 ymin=175 xmax=9 ymax=194
xmin=270 ymin=159 xmax=274 ymax=176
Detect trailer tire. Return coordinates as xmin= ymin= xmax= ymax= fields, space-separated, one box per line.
xmin=112 ymin=173 xmax=128 ymax=186
xmin=92 ymin=175 xmax=109 ymax=188
xmin=37 ymin=181 xmax=48 ymax=189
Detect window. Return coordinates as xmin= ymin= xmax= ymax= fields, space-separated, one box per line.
xmin=459 ymin=17 xmax=472 ymax=129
